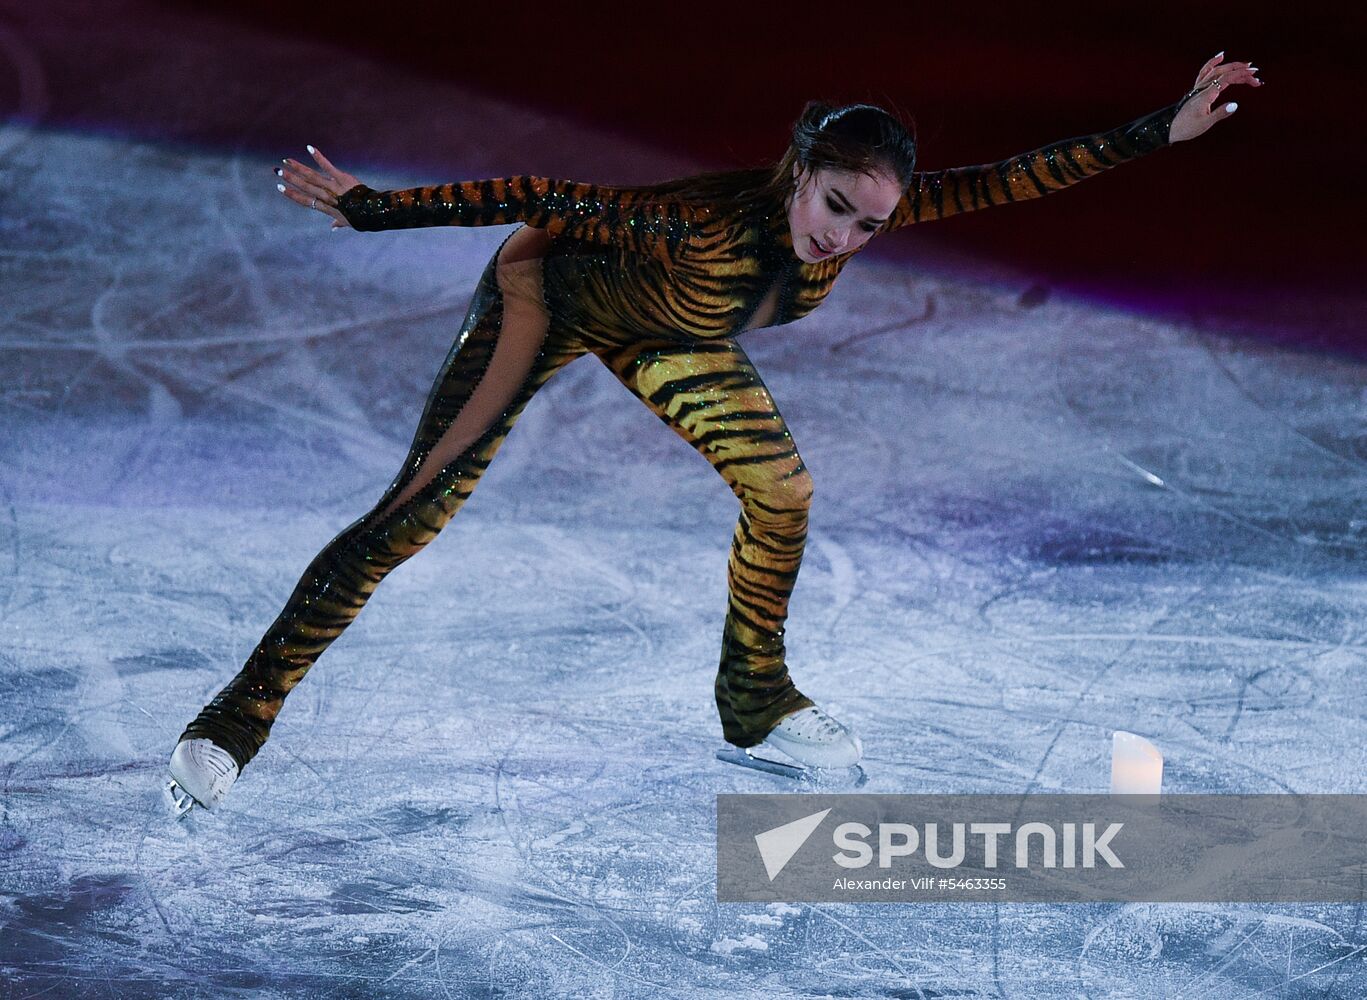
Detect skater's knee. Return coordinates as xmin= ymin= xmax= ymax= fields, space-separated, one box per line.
xmin=743 ymin=467 xmax=813 ymax=525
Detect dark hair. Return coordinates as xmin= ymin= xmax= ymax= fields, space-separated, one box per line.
xmin=778 ymin=101 xmax=918 ymax=191
xmin=622 ymin=101 xmax=918 ymax=219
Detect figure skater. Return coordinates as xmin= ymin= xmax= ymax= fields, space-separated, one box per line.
xmin=166 ymin=54 xmax=1260 ymax=811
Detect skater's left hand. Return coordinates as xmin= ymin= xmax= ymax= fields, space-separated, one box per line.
xmin=1169 ymin=53 xmax=1262 ymax=142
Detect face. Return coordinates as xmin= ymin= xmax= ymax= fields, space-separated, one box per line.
xmin=786 ymin=162 xmax=903 ymax=263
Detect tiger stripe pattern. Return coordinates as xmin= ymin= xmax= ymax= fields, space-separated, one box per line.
xmin=181 ymin=99 xmax=1183 ymax=769
xmin=884 ymin=101 xmax=1181 ymax=228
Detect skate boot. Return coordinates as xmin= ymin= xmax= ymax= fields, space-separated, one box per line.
xmin=761 ymin=705 xmax=862 ymax=769
xmin=165 ymin=738 xmax=239 ymax=815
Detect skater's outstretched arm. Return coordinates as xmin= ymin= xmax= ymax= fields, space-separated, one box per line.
xmin=882 ymin=53 xmax=1262 ymax=231
xmin=275 ymin=146 xmax=700 ymax=263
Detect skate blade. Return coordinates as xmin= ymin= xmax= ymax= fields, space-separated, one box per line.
xmin=163 ymin=778 xmax=196 ymax=819
xmin=716 ymin=747 xmax=868 ymax=788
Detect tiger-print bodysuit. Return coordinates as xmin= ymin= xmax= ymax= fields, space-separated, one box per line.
xmin=181 ymin=99 xmax=1183 ymax=771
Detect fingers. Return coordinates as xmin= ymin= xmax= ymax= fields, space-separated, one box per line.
xmin=1202 ymin=67 xmax=1261 ymax=111
xmin=1195 ymin=51 xmax=1225 ymax=87
xmin=307 ymin=144 xmax=343 ymax=178
xmin=1196 ymin=57 xmax=1262 ymax=91
xmin=1215 ymin=64 xmax=1260 ymax=87
xmin=275 ymin=158 xmax=346 ymax=220
xmin=275 ymin=176 xmax=347 ymax=223
xmin=275 ymin=179 xmax=322 ymax=210
xmin=272 ymin=146 xmax=361 ymax=227
xmin=303 ymin=145 xmax=360 ymax=194
xmin=277 ymin=160 xmax=337 ymax=202
xmin=1184 ymin=57 xmax=1261 ymax=115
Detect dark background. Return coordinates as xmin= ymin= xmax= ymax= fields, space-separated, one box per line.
xmin=193 ymin=0 xmax=1361 ymax=355
xmin=15 ymin=0 xmax=1365 ymax=354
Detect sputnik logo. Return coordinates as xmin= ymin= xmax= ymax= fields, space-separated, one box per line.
xmin=754 ymin=808 xmax=832 ymax=881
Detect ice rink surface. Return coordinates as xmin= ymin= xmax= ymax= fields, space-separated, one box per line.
xmin=2 ymin=4 xmax=1365 ymax=997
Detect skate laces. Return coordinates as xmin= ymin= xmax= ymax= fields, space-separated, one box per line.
xmin=779 ymin=706 xmax=844 ymax=740
xmin=190 ymin=741 xmax=236 ymax=778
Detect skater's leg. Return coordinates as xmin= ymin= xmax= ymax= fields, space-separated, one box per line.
xmin=374 ymin=227 xmax=557 ymax=521
xmin=595 ymin=338 xmax=815 ymax=747
xmin=180 ymin=227 xmax=582 ymax=771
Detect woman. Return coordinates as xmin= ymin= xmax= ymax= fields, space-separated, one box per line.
xmin=166 ymin=54 xmax=1260 ymax=812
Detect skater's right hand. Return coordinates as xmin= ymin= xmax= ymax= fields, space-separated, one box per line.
xmin=274 ymin=145 xmax=362 ymax=229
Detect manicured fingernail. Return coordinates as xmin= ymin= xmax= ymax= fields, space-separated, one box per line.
xmin=1226 ymin=102 xmax=1238 ymax=113
xmin=273 ymin=167 xmax=281 ymax=175
xmin=307 ymin=144 xmax=316 ymax=154
xmin=277 ymin=183 xmax=286 ymax=192
xmin=1215 ymin=50 xmax=1224 ymax=58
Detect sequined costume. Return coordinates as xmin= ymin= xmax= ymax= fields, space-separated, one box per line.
xmin=181 ymin=99 xmax=1184 ymax=771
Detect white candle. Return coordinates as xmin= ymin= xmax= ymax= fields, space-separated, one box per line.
xmin=1110 ymin=731 xmax=1163 ymax=796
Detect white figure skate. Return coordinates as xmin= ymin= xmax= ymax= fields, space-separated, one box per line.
xmin=716 ymin=705 xmax=864 ymax=783
xmin=164 ymin=739 xmax=239 ymax=817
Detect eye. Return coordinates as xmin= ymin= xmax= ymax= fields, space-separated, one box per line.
xmin=825 ymin=196 xmax=845 ymax=214
xmin=859 ymin=222 xmax=879 ymax=234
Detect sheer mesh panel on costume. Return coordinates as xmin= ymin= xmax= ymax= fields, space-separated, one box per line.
xmin=179 ymin=227 xmax=581 ymax=771
xmin=378 ymin=229 xmax=552 ymax=521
